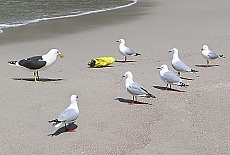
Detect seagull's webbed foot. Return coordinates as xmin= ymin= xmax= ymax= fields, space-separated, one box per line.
xmin=129 ymin=100 xmax=134 ymax=105
xmin=67 ymin=129 xmax=76 ymax=132
xmin=164 ymin=84 xmax=168 ymax=90
xmin=66 ymin=123 xmax=76 ymax=132
xmin=129 ymin=96 xmax=137 ymax=105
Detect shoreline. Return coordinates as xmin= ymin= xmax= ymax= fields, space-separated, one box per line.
xmin=0 ymin=0 xmax=138 ymax=34
xmin=0 ymin=0 xmax=152 ymax=46
xmin=0 ymin=0 xmax=230 ymax=154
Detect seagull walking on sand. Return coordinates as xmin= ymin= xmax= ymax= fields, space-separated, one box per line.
xmin=49 ymin=95 xmax=79 ymax=132
xmin=169 ymin=48 xmax=198 ymax=76
xmin=122 ymin=71 xmax=156 ymax=104
xmin=157 ymin=65 xmax=188 ymax=90
xmin=201 ymin=45 xmax=225 ymax=67
xmin=8 ymin=49 xmax=64 ymax=82
xmin=117 ymin=39 xmax=141 ymax=63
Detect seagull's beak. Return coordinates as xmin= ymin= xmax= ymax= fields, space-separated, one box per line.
xmin=169 ymin=50 xmax=172 ymax=53
xmin=59 ymin=53 xmax=64 ymax=58
xmin=201 ymin=48 xmax=204 ymax=51
xmin=122 ymin=75 xmax=125 ymax=78
xmin=116 ymin=40 xmax=120 ymax=43
xmin=157 ymin=67 xmax=161 ymax=70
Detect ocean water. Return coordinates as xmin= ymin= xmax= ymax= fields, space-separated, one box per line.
xmin=0 ymin=0 xmax=137 ymax=33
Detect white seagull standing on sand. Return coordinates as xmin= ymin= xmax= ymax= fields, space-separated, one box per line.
xmin=169 ymin=48 xmax=198 ymax=76
xmin=201 ymin=45 xmax=225 ymax=67
xmin=8 ymin=49 xmax=64 ymax=82
xmin=49 ymin=95 xmax=79 ymax=132
xmin=117 ymin=39 xmax=141 ymax=63
xmin=157 ymin=65 xmax=188 ymax=90
xmin=122 ymin=71 xmax=156 ymax=104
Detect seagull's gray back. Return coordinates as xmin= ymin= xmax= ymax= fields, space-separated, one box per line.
xmin=127 ymin=82 xmax=147 ymax=96
xmin=125 ymin=48 xmax=136 ymax=55
xmin=172 ymin=60 xmax=191 ymax=72
xmin=18 ymin=56 xmax=46 ymax=70
xmin=162 ymin=71 xmax=182 ymax=83
xmin=208 ymin=52 xmax=219 ymax=59
xmin=58 ymin=108 xmax=78 ymax=122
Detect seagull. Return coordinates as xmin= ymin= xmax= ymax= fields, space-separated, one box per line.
xmin=201 ymin=45 xmax=225 ymax=67
xmin=117 ymin=39 xmax=141 ymax=63
xmin=122 ymin=71 xmax=156 ymax=104
xmin=157 ymin=65 xmax=188 ymax=90
xmin=169 ymin=48 xmax=198 ymax=76
xmin=49 ymin=95 xmax=79 ymax=132
xmin=8 ymin=49 xmax=64 ymax=82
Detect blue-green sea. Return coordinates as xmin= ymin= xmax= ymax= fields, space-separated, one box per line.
xmin=0 ymin=0 xmax=137 ymax=33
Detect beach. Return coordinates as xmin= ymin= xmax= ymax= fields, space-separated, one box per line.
xmin=0 ymin=0 xmax=230 ymax=154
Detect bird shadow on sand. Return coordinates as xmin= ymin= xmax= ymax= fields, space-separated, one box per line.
xmin=47 ymin=123 xmax=78 ymax=137
xmin=114 ymin=97 xmax=152 ymax=105
xmin=12 ymin=78 xmax=64 ymax=82
xmin=153 ymin=85 xmax=186 ymax=93
xmin=195 ymin=64 xmax=219 ymax=68
xmin=115 ymin=60 xmax=137 ymax=63
xmin=180 ymin=76 xmax=195 ymax=81
xmin=87 ymin=66 xmax=114 ymax=69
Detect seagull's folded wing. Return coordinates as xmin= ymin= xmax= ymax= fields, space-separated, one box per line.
xmin=127 ymin=82 xmax=147 ymax=96
xmin=125 ymin=48 xmax=136 ymax=56
xmin=57 ymin=108 xmax=78 ymax=122
xmin=173 ymin=60 xmax=191 ymax=72
xmin=18 ymin=56 xmax=46 ymax=70
xmin=208 ymin=52 xmax=219 ymax=59
xmin=162 ymin=71 xmax=181 ymax=83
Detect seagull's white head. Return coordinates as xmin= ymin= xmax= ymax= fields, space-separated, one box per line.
xmin=169 ymin=48 xmax=179 ymax=54
xmin=117 ymin=38 xmax=125 ymax=44
xmin=47 ymin=49 xmax=64 ymax=58
xmin=70 ymin=95 xmax=78 ymax=104
xmin=157 ymin=64 xmax=169 ymax=71
xmin=122 ymin=71 xmax=133 ymax=79
xmin=201 ymin=45 xmax=209 ymax=51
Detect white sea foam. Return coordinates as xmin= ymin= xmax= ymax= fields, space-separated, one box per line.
xmin=0 ymin=0 xmax=138 ymax=33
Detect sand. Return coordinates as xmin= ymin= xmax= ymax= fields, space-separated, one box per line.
xmin=0 ymin=0 xmax=230 ymax=154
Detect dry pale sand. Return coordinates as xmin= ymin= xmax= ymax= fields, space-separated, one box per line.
xmin=0 ymin=0 xmax=230 ymax=154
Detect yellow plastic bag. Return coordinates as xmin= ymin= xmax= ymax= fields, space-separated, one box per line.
xmin=88 ymin=57 xmax=115 ymax=68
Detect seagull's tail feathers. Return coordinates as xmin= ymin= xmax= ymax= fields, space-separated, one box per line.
xmin=8 ymin=61 xmax=18 ymax=66
xmin=146 ymin=93 xmax=156 ymax=98
xmin=219 ymin=55 xmax=226 ymax=58
xmin=141 ymin=87 xmax=156 ymax=98
xmin=134 ymin=53 xmax=141 ymax=56
xmin=190 ymin=69 xmax=199 ymax=73
xmin=48 ymin=119 xmax=62 ymax=128
xmin=145 ymin=93 xmax=156 ymax=98
xmin=178 ymin=82 xmax=189 ymax=87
